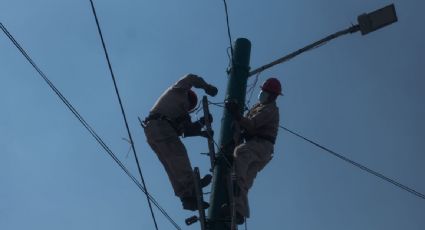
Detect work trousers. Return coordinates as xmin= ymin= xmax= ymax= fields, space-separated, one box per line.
xmin=233 ymin=138 xmax=273 ymax=217
xmin=144 ymin=119 xmax=195 ymax=198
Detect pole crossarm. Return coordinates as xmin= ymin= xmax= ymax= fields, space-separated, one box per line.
xmin=248 ymin=25 xmax=360 ymax=77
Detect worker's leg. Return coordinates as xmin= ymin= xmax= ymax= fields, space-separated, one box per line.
xmin=233 ymin=139 xmax=273 ymax=218
xmin=145 ymin=120 xmax=195 ymax=198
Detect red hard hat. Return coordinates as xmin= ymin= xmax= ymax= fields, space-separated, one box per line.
xmin=261 ymin=77 xmax=283 ymax=95
xmin=188 ymin=89 xmax=198 ymax=111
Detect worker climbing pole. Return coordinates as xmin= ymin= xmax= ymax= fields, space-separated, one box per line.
xmin=143 ymin=74 xmax=217 ymax=213
xmin=208 ymin=38 xmax=251 ymax=230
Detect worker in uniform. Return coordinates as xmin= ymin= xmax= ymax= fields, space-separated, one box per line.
xmin=143 ymin=74 xmax=218 ymax=211
xmin=226 ymin=77 xmax=282 ymax=224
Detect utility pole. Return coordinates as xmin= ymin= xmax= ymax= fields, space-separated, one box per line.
xmin=208 ymin=38 xmax=251 ymax=230
xmin=207 ymin=4 xmax=397 ymax=229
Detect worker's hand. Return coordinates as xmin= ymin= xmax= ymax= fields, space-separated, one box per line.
xmin=198 ymin=113 xmax=213 ymax=126
xmin=205 ymin=84 xmax=218 ymax=97
xmin=182 ymin=122 xmax=202 ymax=138
xmin=225 ymin=100 xmax=242 ymax=121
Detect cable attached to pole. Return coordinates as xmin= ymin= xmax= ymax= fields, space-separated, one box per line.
xmin=87 ymin=1 xmax=159 ymax=229
xmin=223 ymin=0 xmax=234 ymax=66
xmin=280 ymin=125 xmax=425 ymax=200
xmin=0 ymin=22 xmax=182 ymax=230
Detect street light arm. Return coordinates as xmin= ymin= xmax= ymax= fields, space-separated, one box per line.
xmin=249 ymin=25 xmax=359 ymax=77
xmin=249 ymin=4 xmax=397 ymax=77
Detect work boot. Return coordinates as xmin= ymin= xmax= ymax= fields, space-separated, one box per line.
xmin=181 ymin=197 xmax=210 ymax=211
xmin=200 ymin=174 xmax=212 ymax=188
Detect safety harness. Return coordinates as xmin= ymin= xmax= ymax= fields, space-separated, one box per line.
xmin=142 ymin=113 xmax=193 ymax=136
xmin=244 ymin=134 xmax=276 ymax=144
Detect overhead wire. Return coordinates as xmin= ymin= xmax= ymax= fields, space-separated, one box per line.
xmin=280 ymin=125 xmax=425 ymax=200
xmin=209 ymin=99 xmax=425 ymax=200
xmin=223 ymin=0 xmax=234 ymax=66
xmin=87 ymin=1 xmax=159 ymax=229
xmin=0 ymin=22 xmax=182 ymax=230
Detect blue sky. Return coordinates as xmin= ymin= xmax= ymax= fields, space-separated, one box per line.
xmin=1 ymin=0 xmax=424 ymax=230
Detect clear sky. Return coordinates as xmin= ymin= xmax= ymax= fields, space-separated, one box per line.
xmin=1 ymin=0 xmax=424 ymax=230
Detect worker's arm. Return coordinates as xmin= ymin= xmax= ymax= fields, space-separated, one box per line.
xmin=182 ymin=122 xmax=203 ymax=137
xmin=225 ymin=101 xmax=274 ymax=135
xmin=180 ymin=114 xmax=213 ymax=138
xmin=238 ymin=106 xmax=275 ymax=135
xmin=182 ymin=120 xmax=213 ymax=138
xmin=174 ymin=74 xmax=218 ymax=96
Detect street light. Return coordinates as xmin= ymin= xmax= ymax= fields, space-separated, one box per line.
xmin=248 ymin=4 xmax=398 ymax=77
xmin=358 ymin=4 xmax=398 ymax=35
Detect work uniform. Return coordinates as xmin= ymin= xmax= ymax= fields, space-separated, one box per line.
xmin=143 ymin=74 xmax=213 ymax=199
xmin=234 ymin=101 xmax=279 ymax=217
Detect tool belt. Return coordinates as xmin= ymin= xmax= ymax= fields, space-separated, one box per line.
xmin=143 ymin=113 xmax=189 ymax=135
xmin=143 ymin=113 xmax=169 ymax=124
xmin=243 ymin=133 xmax=276 ymax=144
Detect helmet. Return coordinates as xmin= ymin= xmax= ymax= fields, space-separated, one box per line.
xmin=260 ymin=77 xmax=282 ymax=95
xmin=188 ymin=89 xmax=198 ymax=111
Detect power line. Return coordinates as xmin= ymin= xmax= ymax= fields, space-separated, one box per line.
xmin=209 ymin=100 xmax=425 ymax=200
xmin=222 ymin=0 xmax=234 ymax=65
xmin=0 ymin=22 xmax=182 ymax=230
xmin=280 ymin=125 xmax=425 ymax=200
xmin=87 ymin=1 xmax=159 ymax=229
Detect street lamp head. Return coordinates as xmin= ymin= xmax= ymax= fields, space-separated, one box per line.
xmin=357 ymin=4 xmax=398 ymax=35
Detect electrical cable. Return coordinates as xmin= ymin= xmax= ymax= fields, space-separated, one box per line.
xmin=208 ymin=101 xmax=225 ymax=108
xmin=202 ymin=102 xmax=234 ymax=168
xmin=222 ymin=0 xmax=234 ymax=66
xmin=0 ymin=22 xmax=182 ymax=230
xmin=87 ymin=1 xmax=159 ymax=229
xmin=245 ymin=72 xmax=261 ymax=109
xmin=280 ymin=125 xmax=425 ymax=200
xmin=89 ymin=0 xmax=158 ymax=230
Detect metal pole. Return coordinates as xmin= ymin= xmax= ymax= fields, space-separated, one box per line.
xmin=208 ymin=38 xmax=251 ymax=230
xmin=248 ymin=25 xmax=360 ymax=77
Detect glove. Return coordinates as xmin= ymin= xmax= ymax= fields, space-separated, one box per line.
xmin=198 ymin=113 xmax=213 ymax=126
xmin=225 ymin=101 xmax=242 ymax=121
xmin=205 ymin=84 xmax=218 ymax=97
xmin=182 ymin=123 xmax=203 ymax=137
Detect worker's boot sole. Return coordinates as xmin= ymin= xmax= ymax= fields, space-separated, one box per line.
xmin=200 ymin=174 xmax=212 ymax=188
xmin=182 ymin=197 xmax=209 ymax=211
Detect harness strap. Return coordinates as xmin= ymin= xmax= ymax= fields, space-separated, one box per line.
xmin=143 ymin=113 xmax=189 ymax=135
xmin=244 ymin=134 xmax=276 ymax=144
